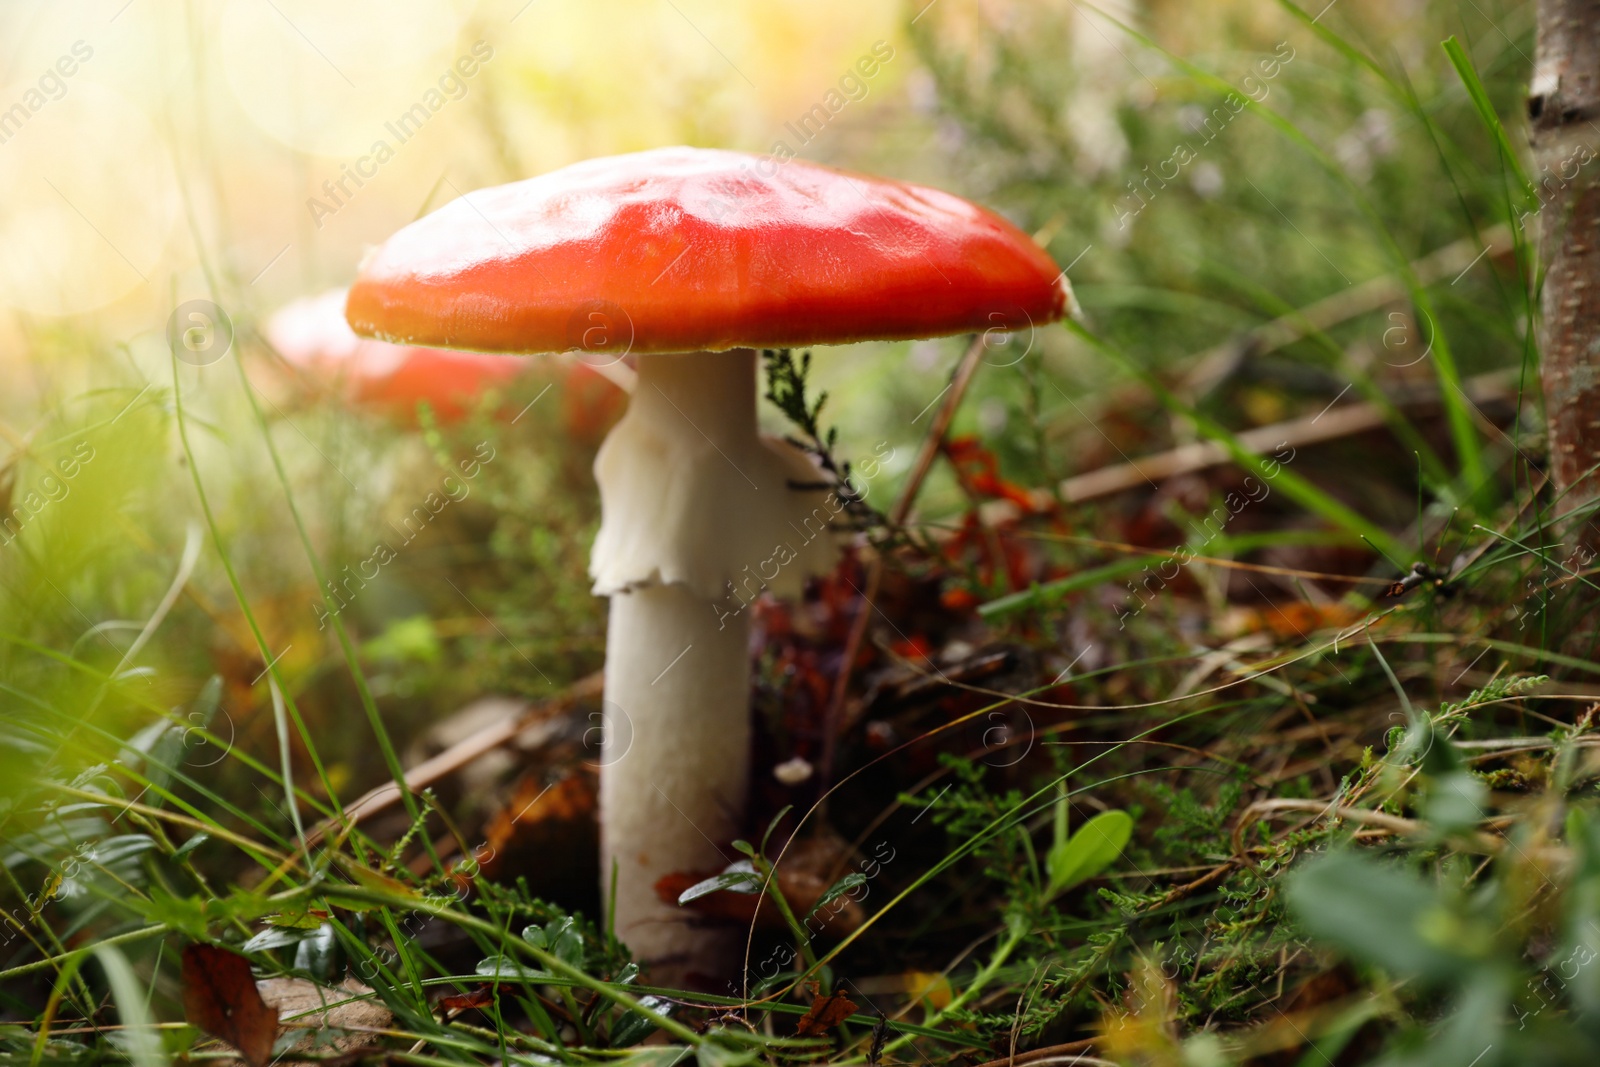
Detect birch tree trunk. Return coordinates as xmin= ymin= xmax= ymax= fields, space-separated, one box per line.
xmin=1532 ymin=0 xmax=1600 ymax=525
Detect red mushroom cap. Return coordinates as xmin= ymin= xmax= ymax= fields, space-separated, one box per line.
xmin=346 ymin=147 xmax=1069 ymax=356
xmin=267 ymin=289 xmax=528 ymax=422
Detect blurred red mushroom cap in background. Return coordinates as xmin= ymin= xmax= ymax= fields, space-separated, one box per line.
xmin=266 ymin=289 xmax=523 ymax=422
xmin=265 ymin=289 xmax=624 ymax=439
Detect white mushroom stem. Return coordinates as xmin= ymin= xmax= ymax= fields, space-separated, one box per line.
xmin=591 ymin=348 xmax=837 ymax=977
xmin=561 ymin=349 xmax=638 ymax=394
xmin=599 ymin=583 xmax=749 ymax=974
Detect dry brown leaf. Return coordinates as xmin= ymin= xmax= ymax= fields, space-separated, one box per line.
xmin=795 ymin=990 xmax=858 ymax=1036
xmin=436 ymin=984 xmax=497 ymax=1012
xmin=1219 ymin=601 xmax=1364 ymax=640
xmin=478 ymin=766 xmax=597 ymax=899
xmin=182 ymin=943 xmax=279 ymax=1067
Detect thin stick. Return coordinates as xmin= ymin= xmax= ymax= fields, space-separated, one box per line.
xmin=966 ymin=1038 xmax=1106 ymax=1067
xmin=302 ymin=671 xmax=603 ymax=847
xmin=978 ymin=370 xmax=1518 ymax=525
xmin=893 ymin=334 xmax=989 ymax=528
xmin=1230 ymin=797 xmax=1509 ymax=858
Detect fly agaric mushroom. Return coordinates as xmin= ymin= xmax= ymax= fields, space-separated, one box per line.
xmin=345 ymin=147 xmax=1069 ymax=975
xmin=267 ymin=288 xmax=526 ymax=422
xmin=266 ymin=288 xmax=628 ymax=435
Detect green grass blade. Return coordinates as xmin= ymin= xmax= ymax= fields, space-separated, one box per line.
xmin=93 ymin=944 xmax=169 ymax=1067
xmin=1441 ymin=35 xmax=1537 ymax=205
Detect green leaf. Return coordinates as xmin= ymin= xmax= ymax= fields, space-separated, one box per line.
xmin=610 ymin=995 xmax=674 ymax=1047
xmin=91 ymin=834 xmax=159 ymax=882
xmin=1284 ymin=850 xmax=1482 ymax=983
xmin=677 ymin=861 xmax=762 ymax=904
xmin=340 ymin=863 xmax=418 ymax=899
xmin=807 ymin=873 xmax=867 ymax=919
xmin=475 ymin=955 xmax=551 ymax=981
xmin=94 ymin=946 xmax=167 ymax=1067
xmin=1419 ymin=721 xmax=1465 ymax=776
xmin=1047 ymin=810 xmax=1133 ymax=894
xmin=1412 ymin=972 xmax=1508 ymax=1066
xmin=759 ymin=806 xmax=793 ymax=855
xmin=240 ymin=925 xmax=318 ymax=954
xmin=615 ymin=1052 xmax=694 ymax=1067
xmin=696 ymin=1039 xmax=758 ymax=1067
xmin=127 ymin=886 xmax=211 ymax=939
xmin=1568 ymin=806 xmax=1600 ymax=880
xmin=1423 ymin=771 xmax=1487 ymax=836
xmin=1441 ymin=36 xmax=1536 ymax=206
xmin=545 ymin=916 xmax=584 ymax=968
xmin=171 ymin=833 xmax=210 ymax=861
xmin=292 ymin=924 xmax=339 ymax=982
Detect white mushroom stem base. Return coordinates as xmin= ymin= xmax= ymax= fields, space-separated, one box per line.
xmin=601 ymin=584 xmax=748 ymax=974
xmin=591 ymin=349 xmax=837 ymax=978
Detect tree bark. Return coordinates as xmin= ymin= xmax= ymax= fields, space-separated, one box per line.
xmin=1533 ymin=0 xmax=1600 ymax=525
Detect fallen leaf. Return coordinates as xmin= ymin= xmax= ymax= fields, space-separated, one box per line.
xmin=904 ymin=971 xmax=953 ymax=1010
xmin=256 ymin=976 xmax=393 ymax=1057
xmin=1219 ymin=602 xmax=1364 ymax=640
xmin=437 ymin=984 xmax=497 ymax=1012
xmin=480 ymin=766 xmax=597 ymax=900
xmin=182 ymin=943 xmax=279 ymax=1067
xmin=795 ymin=990 xmax=858 ymax=1036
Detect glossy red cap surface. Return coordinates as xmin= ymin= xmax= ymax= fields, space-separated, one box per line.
xmin=346 ymin=147 xmax=1069 ymax=356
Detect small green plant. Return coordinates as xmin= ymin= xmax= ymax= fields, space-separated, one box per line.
xmin=763 ymin=348 xmax=890 ymax=535
xmin=1046 ymin=799 xmax=1134 ymax=898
